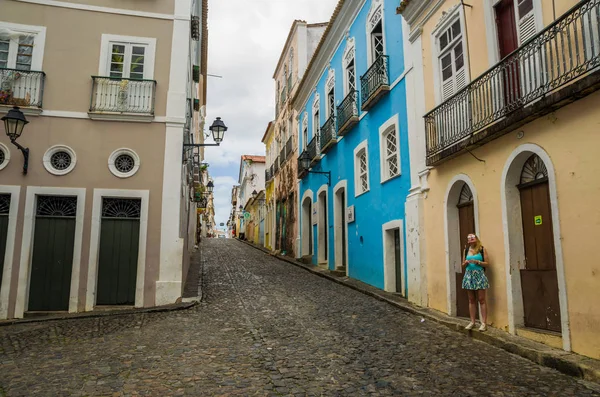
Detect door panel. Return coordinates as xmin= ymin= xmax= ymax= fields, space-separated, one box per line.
xmin=520 ymin=181 xmax=561 ymax=332
xmin=0 ymin=194 xmax=10 ymax=290
xmin=394 ymin=229 xmax=402 ymax=295
xmin=341 ymin=191 xmax=347 ymax=269
xmin=496 ymin=0 xmax=521 ymax=106
xmin=28 ymin=217 xmax=76 ymax=311
xmin=457 ymin=202 xmax=475 ymax=318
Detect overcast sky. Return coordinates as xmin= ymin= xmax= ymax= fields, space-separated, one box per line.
xmin=204 ymin=0 xmax=338 ymax=230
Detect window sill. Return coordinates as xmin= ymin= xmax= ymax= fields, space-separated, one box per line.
xmin=380 ymin=173 xmax=402 ymax=185
xmin=88 ymin=112 xmax=154 ymax=123
xmin=354 ymin=188 xmax=370 ymax=198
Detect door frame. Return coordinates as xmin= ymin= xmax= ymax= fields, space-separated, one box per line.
xmin=0 ymin=185 xmax=20 ymax=319
xmin=301 ymin=189 xmax=313 ymax=257
xmin=382 ymin=219 xmax=405 ymax=294
xmin=317 ymin=184 xmax=329 ymax=266
xmin=444 ymin=174 xmax=479 ymax=316
xmin=333 ymin=180 xmax=349 ymax=275
xmin=501 ymin=143 xmax=570 ymax=350
xmin=87 ymin=189 xmax=149 ymax=311
xmin=15 ymin=187 xmax=86 ymax=318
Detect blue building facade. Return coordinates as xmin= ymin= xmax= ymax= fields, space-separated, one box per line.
xmin=294 ymin=0 xmax=412 ymax=294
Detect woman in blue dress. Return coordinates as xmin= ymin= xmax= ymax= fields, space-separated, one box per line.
xmin=462 ymin=233 xmax=490 ymax=331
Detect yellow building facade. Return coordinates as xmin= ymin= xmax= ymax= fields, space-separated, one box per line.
xmin=401 ymin=0 xmax=600 ymax=359
xmin=262 ymin=122 xmax=275 ymax=250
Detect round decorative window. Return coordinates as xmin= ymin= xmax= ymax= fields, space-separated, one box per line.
xmin=108 ymin=148 xmax=140 ymax=178
xmin=50 ymin=151 xmax=72 ymax=171
xmin=0 ymin=143 xmax=8 ymax=171
xmin=114 ymin=154 xmax=135 ymax=173
xmin=43 ymin=145 xmax=77 ymax=175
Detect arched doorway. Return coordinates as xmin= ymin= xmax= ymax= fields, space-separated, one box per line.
xmin=301 ymin=195 xmax=312 ymax=257
xmin=333 ymin=181 xmax=348 ymax=273
xmin=517 ymin=154 xmax=561 ymax=332
xmin=445 ymin=175 xmax=479 ymax=317
xmin=456 ymin=184 xmax=475 ymax=318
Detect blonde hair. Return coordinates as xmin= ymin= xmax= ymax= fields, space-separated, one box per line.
xmin=468 ymin=234 xmax=483 ymax=253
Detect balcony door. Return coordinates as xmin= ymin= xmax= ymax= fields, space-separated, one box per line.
xmin=495 ymin=0 xmax=521 ymax=107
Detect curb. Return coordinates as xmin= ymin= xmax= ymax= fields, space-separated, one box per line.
xmin=239 ymin=239 xmax=600 ymax=385
xmin=0 ymin=301 xmax=198 ymax=327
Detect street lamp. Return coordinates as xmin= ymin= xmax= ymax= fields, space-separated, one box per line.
xmin=298 ymin=151 xmax=330 ymax=186
xmin=206 ymin=180 xmax=214 ymax=193
xmin=1 ymin=106 xmax=29 ymax=174
xmin=209 ymin=117 xmax=227 ymax=144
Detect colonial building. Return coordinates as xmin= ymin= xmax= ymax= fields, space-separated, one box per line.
xmin=262 ymin=121 xmax=275 ymax=249
xmin=236 ymin=155 xmax=265 ymax=240
xmin=293 ymin=0 xmax=423 ymax=301
xmin=400 ymin=0 xmax=600 ymax=359
xmin=0 ymin=0 xmax=209 ymax=318
xmin=265 ymin=20 xmax=327 ymax=257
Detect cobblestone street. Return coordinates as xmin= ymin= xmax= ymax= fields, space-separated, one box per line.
xmin=1 ymin=239 xmax=599 ymax=396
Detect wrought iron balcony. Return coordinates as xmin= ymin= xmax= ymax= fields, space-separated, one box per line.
xmin=360 ymin=55 xmax=389 ymax=111
xmin=307 ymin=135 xmax=320 ymax=166
xmin=425 ymin=0 xmax=600 ymax=166
xmin=270 ymin=164 xmax=274 ymax=179
xmin=320 ymin=115 xmax=337 ymax=153
xmin=285 ymin=136 xmax=293 ymax=160
xmin=274 ymin=156 xmax=280 ymax=174
xmin=0 ymin=68 xmax=45 ymax=110
xmin=337 ymin=89 xmax=359 ymax=136
xmin=89 ymin=76 xmax=157 ymax=120
xmin=297 ymin=150 xmax=309 ymax=178
xmin=265 ymin=168 xmax=272 ymax=182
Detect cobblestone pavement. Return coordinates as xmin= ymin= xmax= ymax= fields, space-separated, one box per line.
xmin=1 ymin=239 xmax=599 ymax=396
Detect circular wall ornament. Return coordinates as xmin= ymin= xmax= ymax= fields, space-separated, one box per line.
xmin=0 ymin=143 xmax=10 ymax=171
xmin=43 ymin=145 xmax=77 ymax=175
xmin=108 ymin=148 xmax=140 ymax=178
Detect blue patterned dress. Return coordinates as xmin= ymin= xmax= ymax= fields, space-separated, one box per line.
xmin=462 ymin=251 xmax=489 ymax=290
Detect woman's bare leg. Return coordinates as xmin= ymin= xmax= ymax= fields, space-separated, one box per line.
xmin=467 ymin=290 xmax=477 ymax=323
xmin=477 ymin=289 xmax=487 ymax=325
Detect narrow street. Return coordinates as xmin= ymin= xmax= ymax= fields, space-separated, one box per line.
xmin=1 ymin=239 xmax=598 ymax=396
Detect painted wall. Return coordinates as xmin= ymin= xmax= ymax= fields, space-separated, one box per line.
xmin=297 ymin=0 xmax=412 ymax=291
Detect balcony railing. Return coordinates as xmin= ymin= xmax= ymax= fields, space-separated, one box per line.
xmin=274 ymin=156 xmax=280 ymax=174
xmin=307 ymin=135 xmax=320 ymax=166
xmin=298 ymin=150 xmax=309 ymax=178
xmin=90 ymin=76 xmax=157 ymax=116
xmin=270 ymin=164 xmax=274 ymax=179
xmin=425 ymin=0 xmax=600 ymax=165
xmin=0 ymin=68 xmax=45 ymax=109
xmin=265 ymin=168 xmax=272 ymax=182
xmin=285 ymin=136 xmax=293 ymax=160
xmin=280 ymin=87 xmax=287 ymax=107
xmin=320 ymin=115 xmax=337 ymax=153
xmin=360 ymin=55 xmax=389 ymax=111
xmin=337 ymin=89 xmax=359 ymax=136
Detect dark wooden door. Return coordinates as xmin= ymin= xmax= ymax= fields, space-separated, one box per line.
xmin=394 ymin=229 xmax=402 ymax=295
xmin=97 ymin=198 xmax=141 ymax=306
xmin=0 ymin=194 xmax=10 ymax=290
xmin=322 ymin=195 xmax=327 ymax=259
xmin=496 ymin=0 xmax=521 ymax=105
xmin=519 ymin=181 xmax=561 ymax=332
xmin=28 ymin=196 xmax=77 ymax=312
xmin=340 ymin=190 xmax=347 ymax=269
xmin=456 ymin=201 xmax=475 ymax=318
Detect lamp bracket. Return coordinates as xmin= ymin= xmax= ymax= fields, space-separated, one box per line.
xmin=10 ymin=139 xmax=29 ymax=175
xmin=307 ymin=170 xmax=331 ymax=186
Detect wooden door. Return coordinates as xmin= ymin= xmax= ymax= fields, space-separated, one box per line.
xmin=394 ymin=229 xmax=402 ymax=295
xmin=28 ymin=196 xmax=77 ymax=312
xmin=0 ymin=194 xmax=10 ymax=290
xmin=519 ymin=178 xmax=561 ymax=332
xmin=340 ymin=190 xmax=347 ymax=269
xmin=96 ymin=198 xmax=141 ymax=306
xmin=495 ymin=0 xmax=521 ymax=106
xmin=456 ymin=184 xmax=475 ymax=318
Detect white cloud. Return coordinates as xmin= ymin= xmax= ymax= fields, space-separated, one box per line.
xmin=205 ymin=0 xmax=338 ymax=227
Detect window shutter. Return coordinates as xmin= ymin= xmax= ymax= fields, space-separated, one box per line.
xmin=455 ymin=67 xmax=467 ymax=92
xmin=517 ymin=2 xmax=537 ymax=45
xmin=442 ymin=78 xmax=455 ymax=101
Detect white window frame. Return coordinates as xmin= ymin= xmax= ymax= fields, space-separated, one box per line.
xmin=312 ymin=94 xmax=320 ymax=142
xmin=431 ymin=5 xmax=470 ymax=105
xmin=302 ymin=113 xmax=308 ymax=150
xmin=0 ymin=142 xmax=10 ymax=171
xmin=379 ymin=114 xmax=401 ymax=183
xmin=0 ymin=22 xmax=46 ymax=70
xmin=43 ymin=144 xmax=77 ymax=176
xmin=99 ymin=34 xmax=156 ymax=79
xmin=342 ymin=37 xmax=357 ymax=96
xmin=325 ymin=68 xmax=336 ymax=119
xmin=108 ymin=148 xmax=141 ymax=178
xmin=365 ymin=0 xmax=386 ymax=67
xmin=354 ymin=140 xmax=370 ymax=197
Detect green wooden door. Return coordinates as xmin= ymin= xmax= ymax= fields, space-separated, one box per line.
xmin=0 ymin=194 xmax=11 ymax=290
xmin=28 ymin=196 xmax=77 ymax=312
xmin=96 ymin=198 xmax=141 ymax=306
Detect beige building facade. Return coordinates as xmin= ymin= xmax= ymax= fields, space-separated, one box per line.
xmin=401 ymin=0 xmax=600 ymax=359
xmin=0 ymin=0 xmax=208 ymax=318
xmin=265 ymin=20 xmax=327 ymax=257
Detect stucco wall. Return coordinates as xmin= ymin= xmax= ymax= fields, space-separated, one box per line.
xmin=423 ymin=91 xmax=600 ymax=359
